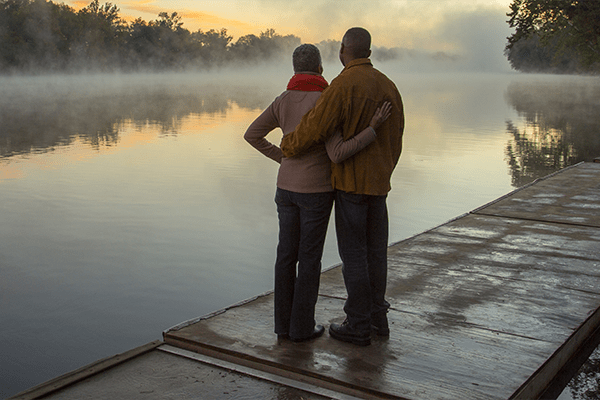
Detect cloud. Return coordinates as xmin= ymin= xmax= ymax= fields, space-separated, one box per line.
xmin=227 ymin=0 xmax=510 ymax=50
xmin=123 ymin=1 xmax=255 ymax=35
xmin=62 ymin=0 xmax=513 ymax=71
xmin=70 ymin=0 xmax=91 ymax=8
xmin=65 ymin=0 xmax=255 ymax=37
xmin=258 ymin=0 xmax=512 ymax=72
xmin=428 ymin=7 xmax=513 ymax=71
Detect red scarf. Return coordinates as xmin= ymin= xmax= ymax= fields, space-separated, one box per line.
xmin=286 ymin=74 xmax=329 ymax=92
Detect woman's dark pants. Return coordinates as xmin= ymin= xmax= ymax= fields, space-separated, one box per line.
xmin=274 ymin=188 xmax=334 ymax=339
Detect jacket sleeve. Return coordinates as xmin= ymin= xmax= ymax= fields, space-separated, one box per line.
xmin=243 ymin=103 xmax=283 ymax=164
xmin=280 ymin=85 xmax=344 ymax=158
xmin=325 ymin=127 xmax=376 ymax=164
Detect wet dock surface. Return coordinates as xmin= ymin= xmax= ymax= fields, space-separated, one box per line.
xmin=11 ymin=162 xmax=600 ymax=399
xmin=164 ymin=162 xmax=600 ymax=399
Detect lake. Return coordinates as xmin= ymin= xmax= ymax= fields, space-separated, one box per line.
xmin=1 ymin=66 xmax=599 ymax=398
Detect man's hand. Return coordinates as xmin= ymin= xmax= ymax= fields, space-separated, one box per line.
xmin=369 ymin=101 xmax=392 ymax=131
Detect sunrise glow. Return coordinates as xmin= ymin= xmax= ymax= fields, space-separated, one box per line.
xmin=63 ymin=0 xmax=513 ymax=51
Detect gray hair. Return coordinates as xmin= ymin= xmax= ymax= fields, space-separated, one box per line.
xmin=292 ymin=44 xmax=322 ymax=73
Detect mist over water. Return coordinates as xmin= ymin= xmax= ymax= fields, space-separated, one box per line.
xmin=0 ymin=0 xmax=513 ymax=76
xmin=1 ymin=64 xmax=600 ymax=398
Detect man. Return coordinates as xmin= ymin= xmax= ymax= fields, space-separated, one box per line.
xmin=244 ymin=43 xmax=390 ymax=342
xmin=281 ymin=28 xmax=405 ymax=346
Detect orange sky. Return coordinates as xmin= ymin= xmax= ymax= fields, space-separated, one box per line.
xmin=65 ymin=0 xmax=513 ymax=53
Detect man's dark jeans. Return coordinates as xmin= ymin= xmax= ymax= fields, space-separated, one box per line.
xmin=335 ymin=190 xmax=390 ymax=333
xmin=274 ymin=188 xmax=334 ymax=339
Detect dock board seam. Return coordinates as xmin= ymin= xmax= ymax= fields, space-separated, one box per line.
xmin=472 ymin=210 xmax=600 ymax=230
xmin=468 ymin=161 xmax=585 ymax=216
xmin=158 ymin=344 xmax=366 ymax=400
xmin=163 ymin=333 xmax=409 ymax=400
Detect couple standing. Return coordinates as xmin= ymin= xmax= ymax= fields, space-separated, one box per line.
xmin=244 ymin=27 xmax=404 ymax=346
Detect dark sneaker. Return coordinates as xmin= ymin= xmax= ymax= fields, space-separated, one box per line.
xmin=329 ymin=320 xmax=371 ymax=346
xmin=290 ymin=324 xmax=325 ymax=343
xmin=371 ymin=313 xmax=390 ymax=337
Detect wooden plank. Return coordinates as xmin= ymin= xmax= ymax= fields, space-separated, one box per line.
xmin=474 ymin=162 xmax=600 ymax=227
xmin=383 ymin=215 xmax=600 ymax=341
xmin=37 ymin=347 xmax=339 ymax=400
xmin=159 ymin=344 xmax=366 ymax=400
xmin=9 ymin=341 xmax=162 ymax=400
xmin=511 ymin=307 xmax=600 ymax=399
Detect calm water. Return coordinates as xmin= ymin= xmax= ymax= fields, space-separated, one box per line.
xmin=1 ymin=67 xmax=599 ymax=398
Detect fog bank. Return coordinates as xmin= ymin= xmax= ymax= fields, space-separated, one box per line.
xmin=1 ymin=0 xmax=512 ymax=75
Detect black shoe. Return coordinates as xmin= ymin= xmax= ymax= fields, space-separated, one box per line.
xmin=290 ymin=324 xmax=325 ymax=343
xmin=277 ymin=333 xmax=290 ymax=340
xmin=329 ymin=320 xmax=371 ymax=346
xmin=371 ymin=313 xmax=390 ymax=337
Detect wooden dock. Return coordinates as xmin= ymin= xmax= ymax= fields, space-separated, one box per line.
xmin=11 ymin=161 xmax=600 ymax=400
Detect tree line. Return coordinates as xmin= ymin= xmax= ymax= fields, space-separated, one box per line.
xmin=0 ymin=0 xmax=302 ymax=73
xmin=6 ymin=0 xmax=599 ymax=75
xmin=505 ymin=0 xmax=600 ymax=74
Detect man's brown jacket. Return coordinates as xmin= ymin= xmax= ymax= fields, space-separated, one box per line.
xmin=281 ymin=58 xmax=404 ymax=196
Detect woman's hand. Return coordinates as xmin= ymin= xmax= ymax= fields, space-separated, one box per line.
xmin=369 ymin=101 xmax=392 ymax=130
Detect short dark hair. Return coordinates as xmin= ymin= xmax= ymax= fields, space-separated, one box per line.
xmin=292 ymin=44 xmax=322 ymax=73
xmin=342 ymin=27 xmax=371 ymax=59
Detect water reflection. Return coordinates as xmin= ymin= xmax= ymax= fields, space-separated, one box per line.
xmin=504 ymin=77 xmax=600 ymax=187
xmin=0 ymin=73 xmax=280 ymax=160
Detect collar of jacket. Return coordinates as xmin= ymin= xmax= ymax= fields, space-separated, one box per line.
xmin=342 ymin=58 xmax=373 ymax=72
